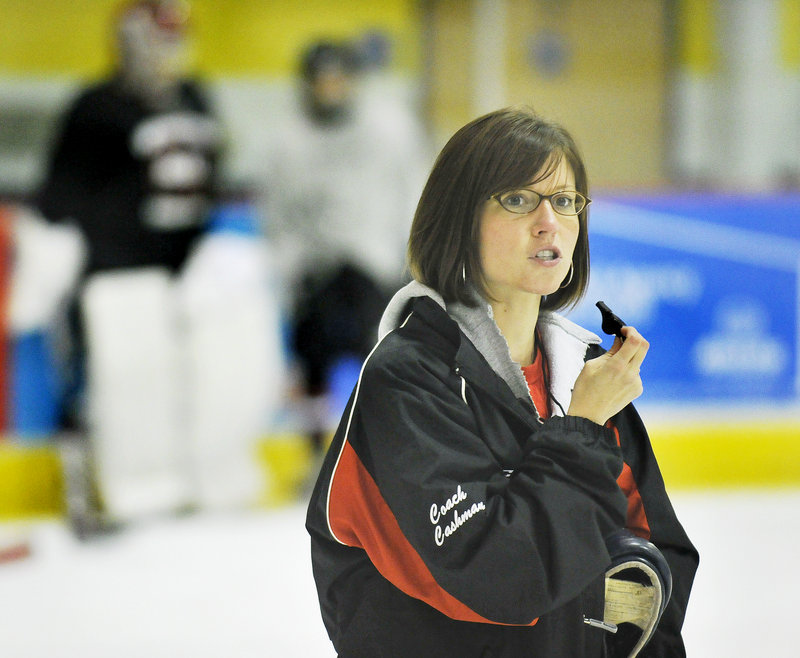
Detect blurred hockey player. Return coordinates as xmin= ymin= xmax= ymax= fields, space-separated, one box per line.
xmin=261 ymin=39 xmax=431 ymax=460
xmin=34 ymin=0 xmax=282 ymax=533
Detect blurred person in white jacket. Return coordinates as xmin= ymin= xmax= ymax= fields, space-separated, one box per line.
xmin=261 ymin=39 xmax=430 ymax=457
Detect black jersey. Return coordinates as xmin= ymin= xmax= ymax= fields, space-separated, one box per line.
xmin=37 ymin=77 xmax=220 ymax=274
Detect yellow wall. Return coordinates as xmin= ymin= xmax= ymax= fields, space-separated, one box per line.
xmin=780 ymin=0 xmax=800 ymax=69
xmin=675 ymin=0 xmax=718 ymax=74
xmin=0 ymin=0 xmax=422 ymax=78
xmin=0 ymin=0 xmax=679 ymax=187
xmin=425 ymin=0 xmax=670 ymax=188
xmin=0 ymin=1 xmax=117 ymax=76
xmin=509 ymin=0 xmax=668 ymax=187
xmin=422 ymin=0 xmax=474 ymax=139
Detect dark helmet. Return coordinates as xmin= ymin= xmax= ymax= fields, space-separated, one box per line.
xmin=300 ymin=41 xmax=360 ymax=82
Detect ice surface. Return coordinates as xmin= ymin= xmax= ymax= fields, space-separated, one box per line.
xmin=1 ymin=490 xmax=797 ymax=657
xmin=0 ymin=505 xmax=335 ymax=657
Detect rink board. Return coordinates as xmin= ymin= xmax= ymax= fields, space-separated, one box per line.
xmin=1 ymin=422 xmax=798 ymax=518
xmin=0 ymin=442 xmax=64 ymax=517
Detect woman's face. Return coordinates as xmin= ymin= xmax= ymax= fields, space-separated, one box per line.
xmin=478 ymin=158 xmax=580 ymax=305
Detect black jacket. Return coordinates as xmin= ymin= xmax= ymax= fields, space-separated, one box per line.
xmin=306 ymin=293 xmax=698 ymax=657
xmin=37 ymin=77 xmax=220 ymax=275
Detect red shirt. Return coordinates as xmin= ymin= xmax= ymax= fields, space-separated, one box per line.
xmin=521 ymin=348 xmax=550 ymax=420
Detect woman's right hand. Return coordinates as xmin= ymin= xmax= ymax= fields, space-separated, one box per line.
xmin=566 ymin=326 xmax=649 ymax=426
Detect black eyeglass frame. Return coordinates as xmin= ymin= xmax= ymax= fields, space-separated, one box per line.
xmin=490 ymin=189 xmax=592 ymax=216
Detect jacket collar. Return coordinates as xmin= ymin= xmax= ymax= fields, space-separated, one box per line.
xmin=379 ymin=281 xmax=601 ymax=416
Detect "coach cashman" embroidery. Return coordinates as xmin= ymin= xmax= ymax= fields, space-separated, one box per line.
xmin=429 ymin=484 xmax=486 ymax=547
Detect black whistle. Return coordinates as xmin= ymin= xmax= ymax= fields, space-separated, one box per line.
xmin=596 ymin=301 xmax=626 ymax=339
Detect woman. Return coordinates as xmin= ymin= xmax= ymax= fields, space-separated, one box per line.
xmin=306 ymin=107 xmax=698 ymax=656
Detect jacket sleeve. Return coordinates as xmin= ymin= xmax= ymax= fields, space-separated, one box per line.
xmin=324 ymin=342 xmax=629 ymax=626
xmin=613 ymin=406 xmax=699 ymax=657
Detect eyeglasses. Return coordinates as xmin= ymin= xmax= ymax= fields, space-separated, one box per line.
xmin=491 ymin=189 xmax=591 ymax=216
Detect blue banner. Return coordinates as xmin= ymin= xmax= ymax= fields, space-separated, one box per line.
xmin=567 ymin=194 xmax=800 ymax=402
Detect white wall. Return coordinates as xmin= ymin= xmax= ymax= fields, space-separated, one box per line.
xmin=670 ymin=0 xmax=800 ymax=189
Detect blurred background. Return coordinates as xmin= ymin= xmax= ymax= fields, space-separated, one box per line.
xmin=0 ymin=0 xmax=798 ymax=656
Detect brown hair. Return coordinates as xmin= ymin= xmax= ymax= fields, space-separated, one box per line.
xmin=407 ymin=106 xmax=590 ymax=311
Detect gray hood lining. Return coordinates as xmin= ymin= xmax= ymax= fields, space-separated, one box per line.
xmin=378 ymin=281 xmax=601 ymax=417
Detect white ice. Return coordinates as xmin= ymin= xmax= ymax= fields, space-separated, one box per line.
xmin=1 ymin=489 xmax=798 ymax=657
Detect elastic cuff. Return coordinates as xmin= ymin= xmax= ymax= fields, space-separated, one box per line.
xmin=546 ymin=415 xmax=618 ymax=446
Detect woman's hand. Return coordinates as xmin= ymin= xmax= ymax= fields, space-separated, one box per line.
xmin=567 ymin=326 xmax=649 ymax=426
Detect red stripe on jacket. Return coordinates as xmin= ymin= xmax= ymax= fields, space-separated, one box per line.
xmin=608 ymin=423 xmax=651 ymax=539
xmin=327 ymin=440 xmax=538 ymax=626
